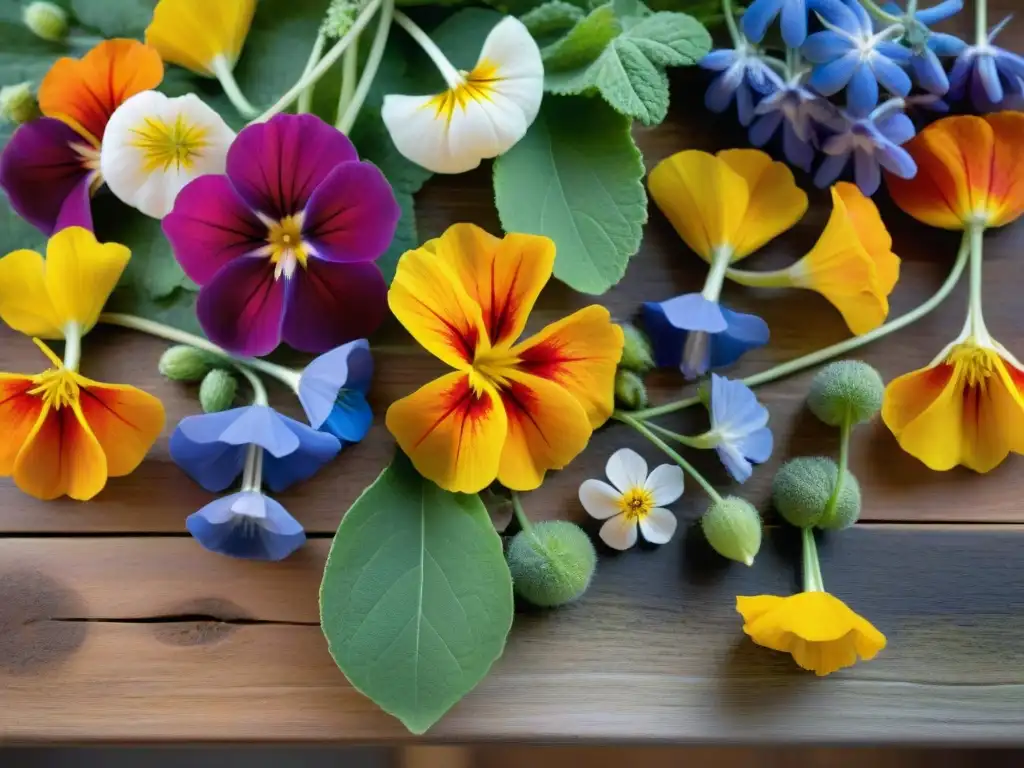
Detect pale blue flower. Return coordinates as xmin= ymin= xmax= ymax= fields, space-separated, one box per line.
xmin=708 ymin=374 xmax=773 ymax=483
xmin=187 ymin=491 xmax=306 ymax=561
xmin=702 ymin=43 xmax=783 ymax=126
xmin=296 ymin=339 xmax=374 ymax=443
xmin=948 ymin=17 xmax=1024 ymax=110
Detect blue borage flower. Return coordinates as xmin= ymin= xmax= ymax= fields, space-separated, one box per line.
xmin=296 ymin=339 xmax=374 ymax=443
xmin=878 ymin=1 xmax=967 ymax=95
xmin=742 ymin=0 xmax=852 ymax=47
xmin=702 ymin=42 xmax=783 ymax=127
xmin=948 ymin=16 xmax=1024 ymax=111
xmin=187 ymin=491 xmax=307 ymax=561
xmin=708 ymin=374 xmax=773 ymax=483
xmin=749 ymin=69 xmax=838 ymax=171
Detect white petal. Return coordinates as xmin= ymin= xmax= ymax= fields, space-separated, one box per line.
xmin=579 ymin=479 xmax=622 ymax=520
xmin=477 ymin=17 xmax=544 ymax=124
xmin=645 ymin=464 xmax=685 ymax=507
xmin=447 ymin=92 xmax=527 ymax=163
xmin=382 ymin=93 xmax=480 ymax=174
xmin=100 ymin=90 xmax=235 ymax=219
xmin=639 ymin=508 xmax=678 ymax=545
xmin=599 ymin=515 xmax=638 ymax=551
xmin=605 ymin=448 xmax=647 ymax=494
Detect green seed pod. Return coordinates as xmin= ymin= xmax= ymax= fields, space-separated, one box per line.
xmin=199 ymin=369 xmax=238 ymax=413
xmin=159 ymin=345 xmax=221 ymax=382
xmin=808 ymin=360 xmax=885 ymax=427
xmin=614 ymin=369 xmax=648 ymax=410
xmin=0 ymin=83 xmax=39 ymax=125
xmin=701 ymin=496 xmax=762 ymax=566
xmin=506 ymin=521 xmax=597 ymax=608
xmin=23 ymin=1 xmax=68 ymax=42
xmin=772 ymin=457 xmax=862 ymax=530
xmin=617 ymin=322 xmax=654 ymax=373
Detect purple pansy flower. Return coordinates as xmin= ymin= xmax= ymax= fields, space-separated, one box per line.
xmin=296 ymin=339 xmax=374 ymax=443
xmin=163 ymin=114 xmax=400 ymax=357
xmin=749 ymin=71 xmax=839 ymax=172
xmin=948 ymin=17 xmax=1024 ymax=111
xmin=708 ymin=374 xmax=773 ymax=483
xmin=642 ymin=294 xmax=770 ymax=380
xmin=0 ymin=117 xmax=96 ymax=235
xmin=702 ymin=43 xmax=783 ymax=127
xmin=187 ymin=491 xmax=306 ymax=561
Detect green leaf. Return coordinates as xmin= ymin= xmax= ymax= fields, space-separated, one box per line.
xmin=541 ymin=5 xmax=619 ymax=71
xmin=520 ymin=1 xmax=585 ymax=39
xmin=493 ymin=95 xmax=646 ymax=295
xmin=69 ymin=0 xmax=155 ymax=37
xmin=376 ymin=190 xmax=417 ymax=285
xmin=320 ymin=452 xmax=514 ymax=735
xmin=620 ymin=11 xmax=713 ymax=67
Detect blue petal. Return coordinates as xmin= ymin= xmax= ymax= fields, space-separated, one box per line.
xmin=876 ymin=41 xmax=912 ymax=64
xmin=659 ymin=293 xmax=728 ymax=333
xmin=977 ymin=54 xmax=1004 ymax=104
xmin=214 ymin=405 xmax=301 ymax=458
xmin=928 ymin=32 xmax=968 ymax=57
xmin=736 ymin=82 xmax=755 ymax=126
xmin=701 ymin=49 xmax=740 ymax=71
xmin=995 ymin=49 xmax=1024 ymax=81
xmin=782 ymin=119 xmax=816 ymax=171
xmin=741 ymin=0 xmax=786 ymax=43
xmin=169 ymin=422 xmax=247 ymax=493
xmin=917 ymin=0 xmax=963 ymax=25
xmin=808 ymin=53 xmax=859 ymax=96
xmin=298 ymin=338 xmax=373 ymax=429
xmin=912 ymin=47 xmax=950 ymax=94
xmin=711 ymin=306 xmax=771 ymax=370
xmin=716 ymin=444 xmax=754 ymax=483
xmin=846 ymin=64 xmax=880 ymax=113
xmin=946 ymin=51 xmax=973 ymax=99
xmin=810 ymin=0 xmax=860 ymax=31
xmin=814 ymin=151 xmax=850 ymax=188
xmin=749 ymin=111 xmax=784 ymax=146
xmin=738 ymin=427 xmax=774 ymax=464
xmin=710 ymin=374 xmax=768 ymax=435
xmin=876 ymin=143 xmax=917 ymax=178
xmin=705 ymin=71 xmax=739 ymax=113
xmin=262 ymin=414 xmax=342 ymax=493
xmin=801 ymin=31 xmax=853 ymax=64
xmin=320 ymin=389 xmax=374 ymax=443
xmin=846 ymin=0 xmax=873 ymax=32
xmin=187 ymin=492 xmax=306 ymax=561
xmin=877 ymin=111 xmax=916 ymax=145
xmin=642 ymin=301 xmax=687 ymax=369
xmin=780 ymin=0 xmax=809 ymax=47
xmin=871 ymin=53 xmax=913 ymax=96
xmin=854 ymin=149 xmax=882 ymax=195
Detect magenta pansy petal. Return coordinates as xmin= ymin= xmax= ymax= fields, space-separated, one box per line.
xmin=281 ymin=259 xmax=387 ymax=353
xmin=0 ymin=118 xmax=95 ymax=235
xmin=53 ymin=172 xmax=95 ymax=233
xmin=303 ymin=160 xmax=401 ymax=263
xmin=164 ymin=175 xmax=266 ymax=285
xmin=197 ymin=257 xmax=287 ymax=356
xmin=225 ymin=114 xmax=359 ymax=220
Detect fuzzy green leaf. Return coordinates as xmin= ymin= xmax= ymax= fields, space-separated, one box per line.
xmin=320 ymin=451 xmax=513 ymax=735
xmin=521 ymin=1 xmax=585 ymax=38
xmin=541 ymin=5 xmax=619 ymax=71
xmin=493 ymin=95 xmax=646 ymax=295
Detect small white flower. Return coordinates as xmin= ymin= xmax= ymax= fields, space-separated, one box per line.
xmin=579 ymin=448 xmax=684 ymax=551
xmin=100 ymin=90 xmax=236 ymax=219
xmin=382 ymin=16 xmax=543 ymax=174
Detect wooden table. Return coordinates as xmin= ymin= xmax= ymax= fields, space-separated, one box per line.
xmin=3 ymin=3 xmax=1024 ymax=744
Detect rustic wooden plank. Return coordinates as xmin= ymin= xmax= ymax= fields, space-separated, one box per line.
xmin=2 ymin=527 xmax=1023 ymax=743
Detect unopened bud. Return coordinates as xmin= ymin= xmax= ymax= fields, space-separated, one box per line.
xmin=614 ymin=369 xmax=648 ymax=410
xmin=23 ymin=2 xmax=68 ymax=42
xmin=159 ymin=345 xmax=220 ymax=382
xmin=701 ymin=496 xmax=762 ymax=566
xmin=506 ymin=521 xmax=597 ymax=607
xmin=199 ymin=369 xmax=238 ymax=413
xmin=808 ymin=360 xmax=884 ymax=428
xmin=618 ymin=322 xmax=654 ymax=373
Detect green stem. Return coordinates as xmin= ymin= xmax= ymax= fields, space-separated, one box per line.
xmin=858 ymin=0 xmax=903 ymax=24
xmin=722 ymin=0 xmax=740 ymax=46
xmin=211 ymin=56 xmax=258 ymax=119
xmin=645 ymin=421 xmax=720 ymax=450
xmin=393 ymin=10 xmax=462 ymax=87
xmin=297 ymin=32 xmax=327 ymax=115
xmin=631 ymin=230 xmax=972 ymax=421
xmin=822 ymin=415 xmax=851 ymax=520
xmin=62 ymin=322 xmax=82 ymax=372
xmin=976 ymin=0 xmax=988 ymax=45
xmin=337 ymin=35 xmax=360 ymax=122
xmin=66 ymin=34 xmax=104 ymax=48
xmin=511 ymin=492 xmax=536 ymax=538
xmin=234 ymin=362 xmax=269 ymax=406
xmin=98 ymin=313 xmax=302 ymax=391
xmin=725 ymin=265 xmax=794 ymax=289
xmin=801 ymin=527 xmax=825 ymax=593
xmin=615 ymin=412 xmax=723 ymax=502
xmin=966 ymin=222 xmax=990 ymax=344
xmin=337 ymin=0 xmax=394 ymax=133
xmin=703 ymin=246 xmax=733 ymax=302
xmin=239 ymin=443 xmax=264 ymax=492
xmin=252 ymin=0 xmax=383 ymax=123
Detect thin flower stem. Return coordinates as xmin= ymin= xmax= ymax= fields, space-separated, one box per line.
xmin=67 ymin=34 xmax=104 ymax=48
xmin=62 ymin=323 xmax=82 ymax=372
xmin=252 ymin=0 xmax=383 ymax=123
xmin=724 ymin=265 xmax=794 ymax=288
xmin=240 ymin=443 xmax=264 ymax=492
xmin=722 ymin=0 xmax=740 ymax=46
xmin=631 ymin=230 xmax=973 ymax=421
xmin=801 ymin=527 xmax=826 ymax=593
xmin=297 ymin=32 xmax=327 ymax=114
xmin=703 ymin=246 xmax=733 ymax=302
xmin=211 ymin=56 xmax=259 ymax=119
xmin=822 ymin=414 xmax=851 ymax=519
xmin=615 ymin=412 xmax=723 ymax=502
xmin=234 ymin=362 xmax=269 ymax=406
xmin=393 ymin=10 xmax=462 ymax=87
xmin=337 ymin=0 xmax=394 ymax=133
xmin=859 ymin=0 xmax=903 ymax=24
xmin=966 ymin=222 xmax=990 ymax=343
xmin=337 ymin=35 xmax=360 ymax=121
xmin=645 ymin=421 xmax=720 ymax=450
xmin=976 ymin=0 xmax=988 ymax=45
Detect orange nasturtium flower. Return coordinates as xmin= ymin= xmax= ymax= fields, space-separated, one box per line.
xmin=386 ymin=224 xmax=624 ymax=494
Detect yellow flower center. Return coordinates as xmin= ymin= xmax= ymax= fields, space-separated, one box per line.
xmin=618 ymin=486 xmax=654 ymax=521
xmin=469 ymin=346 xmax=520 ymax=392
xmin=28 ymin=367 xmax=80 ymax=411
xmin=130 ymin=114 xmax=210 ymax=173
xmin=428 ymin=60 xmax=500 ymax=122
xmin=947 ymin=344 xmax=999 ymax=387
xmin=265 ymin=215 xmax=309 ymax=280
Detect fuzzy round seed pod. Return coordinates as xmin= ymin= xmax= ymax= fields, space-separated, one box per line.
xmin=808 ymin=360 xmax=885 ymax=427
xmin=618 ymin=322 xmax=655 ymax=373
xmin=614 ymin=369 xmax=648 ymax=410
xmin=0 ymin=83 xmax=39 ymax=125
xmin=506 ymin=521 xmax=597 ymax=608
xmin=199 ymin=369 xmax=238 ymax=413
xmin=23 ymin=2 xmax=67 ymax=42
xmin=772 ymin=457 xmax=861 ymax=529
xmin=817 ymin=470 xmax=862 ymax=530
xmin=701 ymin=496 xmax=762 ymax=566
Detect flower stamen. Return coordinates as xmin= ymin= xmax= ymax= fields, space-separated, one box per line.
xmin=618 ymin=486 xmax=654 ymax=521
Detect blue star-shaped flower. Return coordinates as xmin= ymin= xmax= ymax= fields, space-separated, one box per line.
xmin=948 ymin=16 xmax=1024 ymax=111
xmin=880 ymin=1 xmax=967 ymax=94
xmin=708 ymin=374 xmax=773 ymax=483
xmin=749 ymin=70 xmax=839 ymax=172
xmin=701 ymin=42 xmax=783 ymax=127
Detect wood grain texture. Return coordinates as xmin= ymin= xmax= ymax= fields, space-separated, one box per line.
xmin=2 ymin=527 xmax=1023 ymax=743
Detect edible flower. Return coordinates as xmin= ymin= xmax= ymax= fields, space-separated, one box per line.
xmin=296 ymin=339 xmax=375 ymax=443
xmin=382 ymin=16 xmax=543 ymax=174
xmin=579 ymin=448 xmax=683 ymax=550
xmin=749 ymin=70 xmax=835 ymax=172
xmin=879 ymin=1 xmax=967 ymax=95
xmin=706 ymin=374 xmax=773 ymax=483
xmin=947 ymin=17 xmax=1024 ymax=111
xmin=726 ymin=183 xmax=900 ymax=335
xmin=701 ymin=41 xmax=782 ymax=127
xmin=0 ymin=340 xmax=165 ymax=501
xmin=386 ymin=223 xmax=623 ymax=494
xmin=100 ymin=91 xmax=236 ymax=219
xmin=163 ymin=114 xmax=399 ymax=356
xmin=741 ymin=0 xmax=815 ymax=48
xmin=0 ymin=39 xmax=163 ymax=234
xmin=187 ymin=490 xmax=306 ymax=561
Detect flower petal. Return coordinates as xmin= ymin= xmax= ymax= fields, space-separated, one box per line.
xmin=0 ymin=249 xmax=63 ymax=338
xmin=386 ymin=372 xmax=507 ymax=494
xmin=75 ymin=376 xmax=166 ymax=477
xmin=13 ymin=403 xmax=108 ymax=501
xmin=801 ymin=31 xmax=852 ymax=64
xmin=713 ymin=306 xmax=771 ymax=370
xmin=163 ymin=174 xmax=266 ymax=285
xmin=599 ymin=515 xmax=638 ymax=550
xmin=226 ymin=114 xmax=358 ymax=220
xmin=605 ymin=447 xmax=648 ymax=494
xmin=282 ymin=259 xmax=387 ymax=354
xmin=711 ymin=374 xmax=768 ymax=433
xmin=835 ymin=182 xmax=900 ymax=293
xmin=476 ymin=17 xmax=544 ymax=124
xmin=187 ymin=492 xmax=306 ymax=561
xmin=382 ymin=94 xmax=471 ymax=175
xmin=101 ymin=91 xmax=236 ymax=219
xmin=846 ymin=63 xmax=879 ymax=115
xmin=741 ymin=0 xmax=785 ymax=43
xmin=146 ymin=0 xmax=256 ymax=75
xmin=808 ymin=53 xmax=858 ymax=97
xmin=196 ymin=256 xmax=286 ymax=357
xmin=639 ymin=507 xmax=677 ymax=545
xmin=298 ymin=339 xmax=374 ymax=429
xmin=0 ymin=375 xmax=44 ymax=475
xmin=579 ymin=478 xmax=622 ymax=520
xmin=44 ymin=226 xmax=131 ymax=335
xmin=717 ymin=443 xmax=754 ymax=483
xmin=0 ymin=117 xmax=96 ymax=236
xmin=320 ymin=390 xmax=374 ymax=444
xmin=512 ymin=305 xmax=623 ymax=428
xmin=261 ymin=417 xmax=342 ymax=493
xmin=169 ymin=412 xmax=249 ymax=492
xmin=39 ymin=39 xmax=164 ymax=145
xmin=983 ymin=111 xmax=1024 ymax=228
xmin=652 ymin=293 xmax=727 ymax=333
xmin=644 ymin=464 xmax=684 ymax=507
xmin=495 ymin=370 xmax=592 ymax=491
xmin=883 ymin=362 xmax=964 ymax=471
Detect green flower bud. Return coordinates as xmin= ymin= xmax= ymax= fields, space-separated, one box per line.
xmin=322 ymin=0 xmax=363 ymax=38
xmin=808 ymin=360 xmax=884 ymax=427
xmin=1 ymin=83 xmax=39 ymax=125
xmin=506 ymin=521 xmax=597 ymax=608
xmin=23 ymin=1 xmax=68 ymax=42
xmin=772 ymin=457 xmax=861 ymax=530
xmin=199 ymin=369 xmax=238 ymax=413
xmin=618 ymin=323 xmax=654 ymax=373
xmin=701 ymin=496 xmax=762 ymax=566
xmin=158 ymin=345 xmax=221 ymax=383
xmin=614 ymin=369 xmax=648 ymax=410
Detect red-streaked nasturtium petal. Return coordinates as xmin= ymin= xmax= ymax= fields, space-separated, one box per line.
xmin=13 ymin=403 xmax=108 ymax=501
xmin=76 ymin=377 xmax=166 ymax=477
xmin=0 ymin=375 xmax=45 ymax=475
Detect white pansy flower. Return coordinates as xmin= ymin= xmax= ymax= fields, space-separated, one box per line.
xmin=100 ymin=90 xmax=235 ymax=219
xmin=382 ymin=15 xmax=543 ymax=174
xmin=579 ymin=448 xmax=684 ymax=551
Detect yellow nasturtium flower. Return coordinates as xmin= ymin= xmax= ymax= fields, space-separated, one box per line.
xmin=145 ymin=0 xmax=256 ymax=78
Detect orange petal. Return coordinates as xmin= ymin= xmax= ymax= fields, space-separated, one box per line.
xmin=76 ymin=377 xmax=166 ymax=477
xmin=385 ymin=372 xmax=507 ymax=494
xmin=0 ymin=375 xmax=45 ymax=475
xmin=835 ymin=182 xmax=900 ymax=294
xmin=13 ymin=403 xmax=108 ymax=501
xmin=984 ymin=112 xmax=1024 ymax=228
xmin=882 ymin=362 xmax=954 ymax=437
xmin=39 ymin=39 xmax=164 ymax=145
xmin=424 ymin=224 xmax=554 ymax=348
xmin=496 ymin=370 xmax=592 ymax=492
xmin=512 ymin=305 xmax=623 ymax=428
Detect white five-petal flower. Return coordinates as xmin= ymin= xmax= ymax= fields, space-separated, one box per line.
xmin=382 ymin=16 xmax=543 ymax=174
xmin=100 ymin=90 xmax=236 ymax=219
xmin=579 ymin=448 xmax=684 ymax=551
